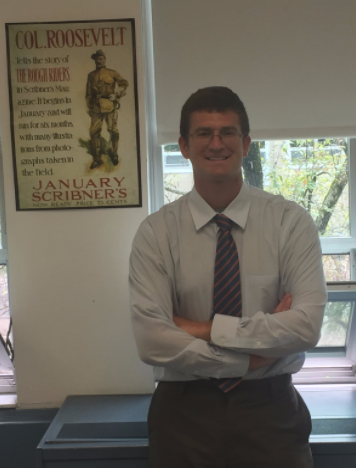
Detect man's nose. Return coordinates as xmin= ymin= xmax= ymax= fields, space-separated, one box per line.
xmin=209 ymin=133 xmax=224 ymax=149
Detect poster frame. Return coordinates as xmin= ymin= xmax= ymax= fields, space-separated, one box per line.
xmin=5 ymin=18 xmax=142 ymax=211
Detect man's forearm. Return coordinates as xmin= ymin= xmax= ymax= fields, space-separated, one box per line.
xmin=173 ymin=293 xmax=293 ymax=369
xmin=173 ymin=315 xmax=276 ymax=371
xmin=173 ymin=315 xmax=212 ymax=341
xmin=173 ymin=293 xmax=291 ymax=341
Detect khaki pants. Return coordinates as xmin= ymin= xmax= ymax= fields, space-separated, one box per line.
xmin=89 ymin=106 xmax=119 ymax=155
xmin=148 ymin=374 xmax=313 ymax=468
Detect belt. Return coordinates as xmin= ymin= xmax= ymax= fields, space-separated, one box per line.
xmin=157 ymin=374 xmax=293 ymax=399
xmin=187 ymin=373 xmax=291 ymax=391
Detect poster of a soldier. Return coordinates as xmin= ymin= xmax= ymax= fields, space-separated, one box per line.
xmin=85 ymin=49 xmax=129 ymax=171
xmin=6 ymin=19 xmax=141 ymax=210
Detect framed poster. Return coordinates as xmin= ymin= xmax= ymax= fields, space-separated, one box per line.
xmin=5 ymin=19 xmax=142 ymax=210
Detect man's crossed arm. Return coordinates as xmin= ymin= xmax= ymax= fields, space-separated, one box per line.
xmin=173 ymin=293 xmax=293 ymax=370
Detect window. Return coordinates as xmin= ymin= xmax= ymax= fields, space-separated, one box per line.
xmin=160 ymin=137 xmax=356 ymax=381
xmin=163 ymin=144 xmax=193 ymax=204
xmin=0 ymin=134 xmax=15 ymax=396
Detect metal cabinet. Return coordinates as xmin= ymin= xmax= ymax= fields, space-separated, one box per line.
xmin=37 ymin=395 xmax=151 ymax=468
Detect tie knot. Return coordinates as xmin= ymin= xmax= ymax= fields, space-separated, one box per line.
xmin=215 ymin=214 xmax=233 ymax=231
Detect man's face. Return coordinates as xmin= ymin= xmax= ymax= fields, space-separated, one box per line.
xmin=179 ymin=110 xmax=251 ymax=186
xmin=95 ymin=55 xmax=106 ymax=69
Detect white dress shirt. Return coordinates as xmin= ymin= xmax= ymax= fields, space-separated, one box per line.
xmin=130 ymin=183 xmax=327 ymax=382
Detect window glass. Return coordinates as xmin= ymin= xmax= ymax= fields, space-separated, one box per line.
xmin=259 ymin=139 xmax=349 ymax=238
xmin=163 ymin=145 xmax=193 ymax=204
xmin=322 ymin=254 xmax=350 ymax=282
xmin=0 ymin=136 xmax=14 ymax=372
xmin=0 ymin=264 xmax=13 ymax=372
xmin=317 ymin=301 xmax=353 ymax=347
xmin=0 ymin=265 xmax=9 ymax=340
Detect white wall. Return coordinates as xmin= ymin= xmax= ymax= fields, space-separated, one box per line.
xmin=0 ymin=0 xmax=155 ymax=408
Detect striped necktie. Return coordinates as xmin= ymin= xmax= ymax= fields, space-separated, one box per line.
xmin=214 ymin=214 xmax=242 ymax=392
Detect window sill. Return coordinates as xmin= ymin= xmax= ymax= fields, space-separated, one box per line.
xmin=0 ymin=393 xmax=17 ymax=408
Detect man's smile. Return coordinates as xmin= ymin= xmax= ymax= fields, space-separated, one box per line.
xmin=206 ymin=156 xmax=230 ymax=161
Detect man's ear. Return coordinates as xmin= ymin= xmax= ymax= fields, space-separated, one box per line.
xmin=179 ymin=136 xmax=189 ymax=160
xmin=243 ymin=135 xmax=251 ymax=158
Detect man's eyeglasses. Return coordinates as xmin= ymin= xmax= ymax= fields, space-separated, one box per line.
xmin=190 ymin=127 xmax=243 ymax=145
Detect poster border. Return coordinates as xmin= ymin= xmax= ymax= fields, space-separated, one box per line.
xmin=5 ymin=18 xmax=142 ymax=211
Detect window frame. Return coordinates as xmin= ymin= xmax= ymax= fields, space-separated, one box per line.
xmin=317 ymin=138 xmax=356 ymax=273
xmin=302 ymin=138 xmax=356 ymax=377
xmin=308 ymin=282 xmax=356 ymax=359
xmin=296 ymin=281 xmax=356 ymax=384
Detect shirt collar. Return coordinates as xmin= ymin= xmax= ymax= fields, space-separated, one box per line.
xmin=188 ymin=183 xmax=251 ymax=231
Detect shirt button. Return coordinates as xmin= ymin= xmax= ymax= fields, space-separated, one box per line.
xmin=220 ymin=338 xmax=225 ymax=344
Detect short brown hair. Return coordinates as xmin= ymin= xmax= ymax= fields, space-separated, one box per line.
xmin=180 ymin=86 xmax=250 ymax=140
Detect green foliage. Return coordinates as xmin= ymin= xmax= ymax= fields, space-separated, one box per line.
xmin=262 ymin=139 xmax=349 ymax=237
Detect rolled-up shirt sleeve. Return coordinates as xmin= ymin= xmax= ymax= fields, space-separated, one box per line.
xmin=130 ymin=220 xmax=250 ymax=378
xmin=211 ymin=204 xmax=327 ymax=358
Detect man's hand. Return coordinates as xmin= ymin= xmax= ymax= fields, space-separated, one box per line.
xmin=274 ymin=292 xmax=292 ymax=313
xmin=173 ymin=315 xmax=212 ymax=342
xmin=248 ymin=354 xmax=278 ymax=370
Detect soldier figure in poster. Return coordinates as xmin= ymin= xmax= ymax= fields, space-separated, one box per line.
xmin=86 ymin=49 xmax=129 ymax=170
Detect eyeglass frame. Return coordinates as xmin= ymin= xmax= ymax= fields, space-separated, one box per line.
xmin=189 ymin=126 xmax=245 ymax=146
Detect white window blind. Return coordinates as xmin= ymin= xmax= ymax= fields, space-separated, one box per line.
xmin=151 ymin=0 xmax=356 ymax=145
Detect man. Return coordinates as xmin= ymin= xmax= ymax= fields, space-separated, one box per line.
xmin=130 ymin=87 xmax=327 ymax=467
xmin=86 ymin=49 xmax=128 ymax=170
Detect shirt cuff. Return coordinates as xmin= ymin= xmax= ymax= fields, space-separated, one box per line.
xmin=184 ymin=338 xmax=250 ymax=378
xmin=211 ymin=313 xmax=269 ymax=349
xmin=211 ymin=314 xmax=241 ymax=347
